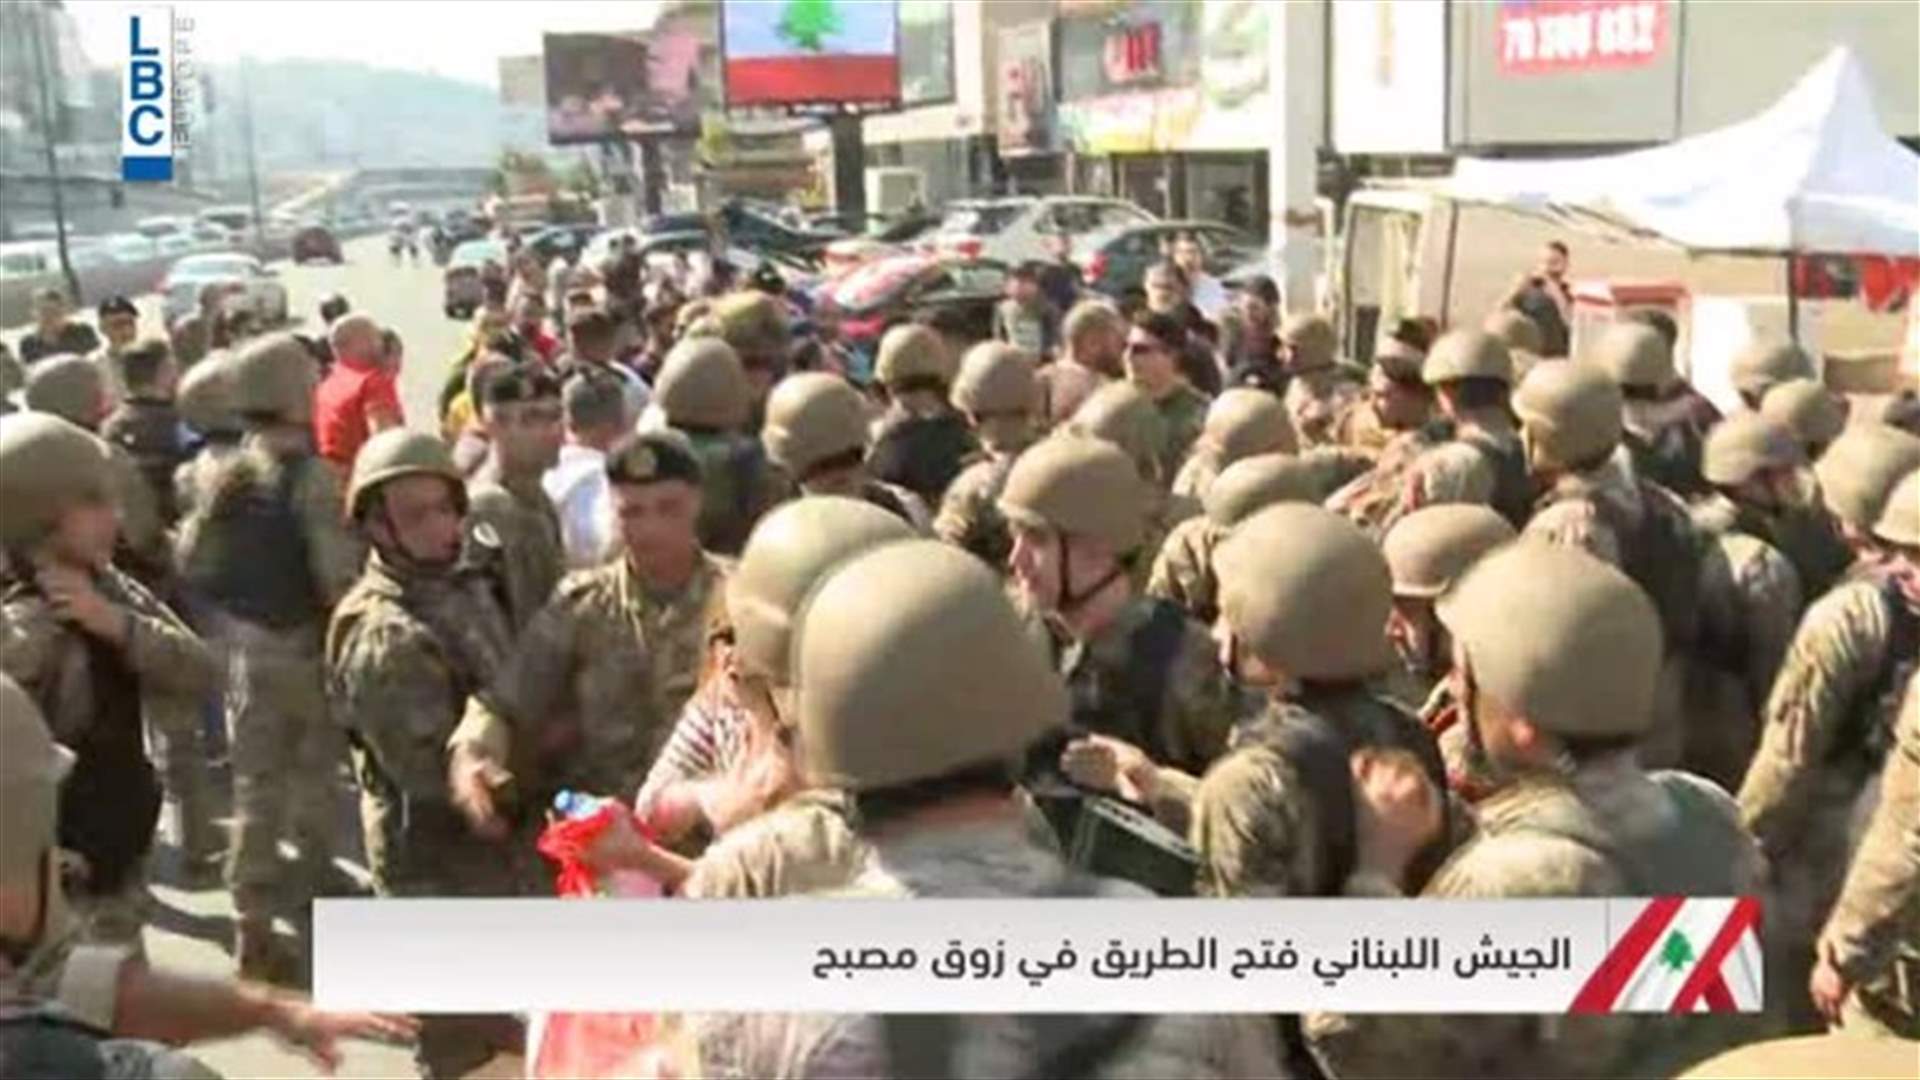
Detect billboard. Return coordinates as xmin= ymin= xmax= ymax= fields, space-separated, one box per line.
xmin=544 ymin=31 xmax=701 ymax=144
xmin=997 ymin=22 xmax=1055 ymax=156
xmin=899 ymin=1 xmax=954 ymax=106
xmin=721 ymin=0 xmax=899 ymax=110
xmin=1449 ymin=1 xmax=1680 ymax=146
xmin=1331 ymin=0 xmax=1446 ymax=154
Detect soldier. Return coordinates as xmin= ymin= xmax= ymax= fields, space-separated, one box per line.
xmin=0 ymin=415 xmax=217 ymax=946
xmin=1278 ymin=313 xmax=1363 ymax=450
xmin=328 ymin=429 xmax=537 ymax=1078
xmin=1065 ymin=380 xmax=1185 ymax=584
xmin=1812 ymin=422 xmax=1920 ymax=552
xmin=174 ymin=334 xmax=362 ymax=980
xmin=1168 ymin=387 xmax=1297 ymax=502
xmin=171 ymin=351 xmax=245 ymax=519
xmin=1731 ymin=338 xmax=1817 ymax=411
xmin=1694 ymin=411 xmax=1853 ymax=599
xmin=1589 ymin=320 xmax=1720 ymax=497
xmin=702 ymin=290 xmax=790 ymax=422
xmin=466 ymin=364 xmax=566 ymax=633
xmin=99 ymin=338 xmax=190 ymax=530
xmin=648 ymin=335 xmax=782 ymax=555
xmin=92 ymin=295 xmax=141 ymax=403
xmin=1810 ymin=675 xmax=1918 ymax=1037
xmin=1482 ymin=307 xmax=1545 ymax=383
xmin=1739 ymin=468 xmax=1920 ymax=1031
xmin=1148 ymin=453 xmax=1330 ymax=626
xmin=1331 ymin=333 xmax=1432 ymax=457
xmin=761 ymin=372 xmax=927 ymax=527
xmin=690 ymin=540 xmax=1281 ymax=1079
xmin=1762 ymin=377 xmax=1848 ymax=460
xmin=1379 ymin=504 xmax=1517 ymax=713
xmin=1123 ymin=310 xmax=1211 ymax=483
xmin=936 ymin=342 xmax=1041 ymax=568
xmin=998 ymin=434 xmax=1234 ymax=785
xmin=865 ymin=323 xmax=977 ymax=504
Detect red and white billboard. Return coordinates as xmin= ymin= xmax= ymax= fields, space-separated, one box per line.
xmin=721 ymin=0 xmax=899 ymax=110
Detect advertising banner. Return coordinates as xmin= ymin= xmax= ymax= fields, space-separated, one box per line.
xmin=544 ymin=31 xmax=698 ymax=144
xmin=1496 ymin=0 xmax=1669 ymax=76
xmin=899 ymin=0 xmax=953 ymax=106
xmin=721 ymin=0 xmax=900 ymax=110
xmin=997 ymin=21 xmax=1055 ymax=156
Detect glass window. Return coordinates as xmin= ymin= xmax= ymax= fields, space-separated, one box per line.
xmin=936 ymin=204 xmax=1025 ymax=237
xmin=899 ymin=2 xmax=954 ymax=106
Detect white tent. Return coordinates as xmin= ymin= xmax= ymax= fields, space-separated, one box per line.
xmin=1445 ymin=48 xmax=1920 ymax=257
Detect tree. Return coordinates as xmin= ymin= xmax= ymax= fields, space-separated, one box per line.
xmin=777 ymin=0 xmax=842 ymax=53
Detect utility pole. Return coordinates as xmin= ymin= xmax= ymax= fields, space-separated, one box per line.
xmin=28 ymin=1 xmax=81 ymax=304
xmin=240 ymin=57 xmax=265 ymax=249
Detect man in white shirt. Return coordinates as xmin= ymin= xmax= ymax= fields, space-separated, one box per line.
xmin=544 ymin=368 xmax=631 ymax=568
xmin=1173 ymin=232 xmax=1229 ymax=320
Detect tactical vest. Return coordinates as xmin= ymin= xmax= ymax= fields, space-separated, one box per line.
xmin=687 ymin=432 xmax=767 ymax=557
xmin=1457 ymin=425 xmax=1533 ymax=528
xmin=186 ymin=456 xmax=321 ymax=629
xmin=1065 ymin=599 xmax=1196 ymax=771
xmin=1624 ymin=424 xmax=1708 ymax=499
xmin=1586 ymin=479 xmax=1706 ymax=652
xmin=867 ymin=411 xmax=976 ymax=504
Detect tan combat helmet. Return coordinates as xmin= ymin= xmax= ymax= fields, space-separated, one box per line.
xmin=0 ymin=347 xmax=23 ymax=400
xmin=1213 ymin=503 xmax=1395 ymax=681
xmin=791 ymin=540 xmax=1066 ymax=790
xmin=874 ymin=323 xmax=956 ymax=391
xmin=23 ymin=354 xmax=105 ymax=428
xmin=951 ymin=342 xmax=1039 ymax=418
xmin=1066 ymin=380 xmax=1169 ymax=483
xmin=1372 ymin=336 xmax=1426 ymax=384
xmin=1280 ymin=314 xmax=1338 ymax=373
xmin=709 ymin=290 xmax=789 ymax=370
xmin=1202 ymin=453 xmax=1324 ymax=529
xmin=176 ymin=350 xmax=240 ymax=435
xmin=1423 ymin=329 xmax=1515 ymax=388
xmin=761 ymin=373 xmax=868 ymax=478
xmin=1588 ymin=321 xmax=1673 ymax=390
xmin=1 ymin=673 xmax=72 ymax=886
xmin=1201 ymin=388 xmax=1298 ymax=462
xmin=1870 ymin=468 xmax=1920 ymax=548
xmin=1729 ymin=339 xmax=1814 ymax=402
xmin=1482 ymin=309 xmax=1544 ymax=358
xmin=1759 ymin=378 xmax=1846 ymax=451
xmin=1438 ymin=541 xmax=1662 ymax=736
xmin=346 ymin=428 xmax=464 ymax=520
xmin=728 ymin=495 xmax=916 ymax=688
xmin=1677 ymin=1032 xmax=1919 ymax=1080
xmin=1701 ymin=412 xmax=1804 ymax=488
xmin=0 ymin=413 xmax=113 ymax=550
xmin=1382 ymin=504 xmax=1516 ymax=599
xmin=1512 ymin=361 xmax=1624 ymax=471
xmin=998 ymin=433 xmax=1149 ymax=554
xmin=1812 ymin=423 xmax=1920 ymax=532
xmin=653 ymin=336 xmax=753 ymax=431
xmin=229 ymin=333 xmax=318 ymax=423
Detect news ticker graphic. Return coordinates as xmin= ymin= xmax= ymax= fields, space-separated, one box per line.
xmin=314 ymin=896 xmax=1761 ymax=1015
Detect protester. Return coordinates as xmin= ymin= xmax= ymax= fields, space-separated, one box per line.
xmin=313 ymin=314 xmax=405 ymax=474
xmin=20 ymin=287 xmax=102 ymax=365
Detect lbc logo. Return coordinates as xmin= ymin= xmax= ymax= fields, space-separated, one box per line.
xmin=122 ymin=9 xmax=173 ymax=182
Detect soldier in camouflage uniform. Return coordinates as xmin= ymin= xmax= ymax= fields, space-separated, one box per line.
xmin=761 ymin=372 xmax=927 ymax=528
xmin=1730 ymin=338 xmax=1817 ymax=411
xmin=1066 ymin=380 xmax=1189 ymax=586
xmin=1589 ymin=320 xmax=1719 ymax=497
xmin=1694 ymin=411 xmax=1853 ymax=600
xmin=465 ymin=364 xmax=566 ymax=634
xmin=936 ymin=342 xmax=1041 ymax=569
xmin=1331 ymin=334 xmax=1432 ymax=457
xmin=647 ymin=336 xmax=783 ymax=556
xmin=865 ymin=323 xmax=977 ymax=505
xmin=1168 ymin=387 xmax=1296 ymax=502
xmin=1305 ymin=542 xmax=1768 ymax=1079
xmin=1277 ymin=313 xmax=1363 ymax=450
xmin=1379 ymin=504 xmax=1516 ymax=716
xmin=171 ymin=351 xmax=246 ymax=519
xmin=700 ymin=290 xmax=790 ymax=425
xmin=1147 ymin=453 xmax=1330 ymax=626
xmin=1740 ymin=468 xmax=1920 ymax=1032
xmin=173 ymin=335 xmax=363 ymax=979
xmin=1812 ymin=422 xmax=1920 ymax=553
xmin=1762 ymin=377 xmax=1848 ymax=461
xmin=0 ymin=415 xmax=217 ymax=948
xmin=329 ymin=429 xmax=538 ymax=1078
xmin=691 ymin=540 xmax=1281 ymax=1079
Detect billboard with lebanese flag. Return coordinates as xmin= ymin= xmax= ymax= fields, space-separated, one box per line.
xmin=722 ymin=0 xmax=900 ymax=109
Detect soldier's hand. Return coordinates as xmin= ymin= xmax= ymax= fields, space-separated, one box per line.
xmin=1350 ymin=749 xmax=1442 ymax=884
xmin=37 ymin=565 xmax=130 ymax=646
xmin=1061 ymin=734 xmax=1157 ymax=803
xmin=265 ymin=994 xmax=419 ymax=1074
xmin=448 ymin=744 xmax=512 ymax=841
xmin=1808 ymin=943 xmax=1852 ymax=1026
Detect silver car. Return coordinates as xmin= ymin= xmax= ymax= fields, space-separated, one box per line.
xmin=160 ymin=252 xmax=288 ymax=326
xmin=925 ymin=197 xmax=1156 ymax=265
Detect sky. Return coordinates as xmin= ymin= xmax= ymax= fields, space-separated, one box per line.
xmin=68 ymin=0 xmax=664 ymax=88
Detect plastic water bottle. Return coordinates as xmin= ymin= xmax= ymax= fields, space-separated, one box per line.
xmin=553 ymin=789 xmax=603 ymax=820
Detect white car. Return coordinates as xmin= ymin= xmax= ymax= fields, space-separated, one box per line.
xmin=161 ymin=252 xmax=288 ymax=325
xmin=104 ymin=233 xmax=161 ymax=264
xmin=925 ymin=197 xmax=1156 ymax=265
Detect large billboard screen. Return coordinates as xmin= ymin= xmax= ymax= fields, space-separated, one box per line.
xmin=899 ymin=1 xmax=953 ymax=106
xmin=721 ymin=0 xmax=899 ymax=110
xmin=544 ymin=31 xmax=700 ymax=144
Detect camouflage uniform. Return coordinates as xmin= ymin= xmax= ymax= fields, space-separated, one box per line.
xmin=1146 ymin=515 xmax=1224 ymax=624
xmin=678 ymin=789 xmax=865 ymax=900
xmin=465 ymin=466 xmax=565 ymax=634
xmin=1283 ymin=366 xmax=1364 ymax=450
xmin=100 ymin=397 xmax=188 ymax=528
xmin=1685 ymin=531 xmax=1803 ymax=791
xmin=1693 ymin=491 xmax=1853 ymax=602
xmin=1326 ymin=419 xmax=1517 ymax=541
xmin=934 ymin=451 xmax=1023 ymax=569
xmin=1054 ymin=596 xmax=1237 ymax=779
xmin=1151 ymin=384 xmax=1210 ymax=486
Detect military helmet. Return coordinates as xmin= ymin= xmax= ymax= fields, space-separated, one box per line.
xmin=176 ymin=350 xmax=240 ymax=434
xmin=1382 ymin=504 xmax=1516 ymax=599
xmin=1812 ymin=423 xmax=1920 ymax=531
xmin=0 ymin=413 xmax=113 ymax=550
xmin=1066 ymin=381 xmax=1168 ymax=482
xmin=1760 ymin=378 xmax=1846 ymax=450
xmin=1676 ymin=1032 xmax=1918 ymax=1080
xmin=1589 ymin=321 xmax=1673 ymax=389
xmin=229 ymin=333 xmax=318 ymax=423
xmin=1214 ymin=504 xmax=1395 ymax=680
xmin=347 ymin=428 xmax=464 ymax=520
xmin=1202 ymin=388 xmax=1297 ymax=462
xmin=1 ymin=673 xmax=71 ymax=882
xmin=653 ymin=336 xmax=752 ymax=431
xmin=874 ymin=323 xmax=956 ymax=390
xmin=729 ymin=495 xmax=915 ymax=687
xmin=998 ymin=433 xmax=1148 ymax=553
xmin=951 ymin=342 xmax=1038 ymax=417
xmin=1438 ymin=541 xmax=1662 ymax=736
xmin=23 ymin=354 xmax=104 ymax=428
xmin=0 ymin=346 xmax=22 ymax=399
xmin=1512 ymin=361 xmax=1624 ymax=470
xmin=1871 ymin=468 xmax=1920 ymax=548
xmin=761 ymin=373 xmax=868 ymax=477
xmin=709 ymin=290 xmax=789 ymax=366
xmin=1372 ymin=337 xmax=1425 ymax=383
xmin=1701 ymin=412 xmax=1804 ymax=487
xmin=1202 ymin=453 xmax=1323 ymax=529
xmin=792 ymin=540 xmax=1066 ymax=791
xmin=1730 ymin=340 xmax=1814 ymax=400
xmin=1423 ymin=330 xmax=1514 ymax=387
xmin=1280 ymin=314 xmax=1337 ymax=372
xmin=1482 ymin=310 xmax=1543 ymax=358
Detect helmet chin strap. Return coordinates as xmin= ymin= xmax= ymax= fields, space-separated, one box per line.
xmin=1053 ymin=534 xmax=1126 ymax=617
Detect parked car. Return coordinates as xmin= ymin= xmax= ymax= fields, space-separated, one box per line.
xmin=826 ymin=252 xmax=1010 ymax=376
xmin=160 ymin=252 xmax=288 ymax=326
xmin=926 ymin=197 xmax=1156 ymax=265
xmin=522 ymin=223 xmax=600 ymax=265
xmin=443 ymin=238 xmax=507 ymax=318
xmin=1074 ymin=220 xmax=1262 ymax=299
xmin=292 ymin=224 xmax=344 ymax=264
xmin=0 ymin=242 xmax=62 ymax=326
xmin=104 ymin=233 xmax=160 ymax=264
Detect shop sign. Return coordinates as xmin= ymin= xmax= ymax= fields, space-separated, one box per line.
xmin=1497 ymin=0 xmax=1670 ymax=76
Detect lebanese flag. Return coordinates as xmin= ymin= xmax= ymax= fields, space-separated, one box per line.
xmin=1569 ymin=896 xmax=1763 ymax=1013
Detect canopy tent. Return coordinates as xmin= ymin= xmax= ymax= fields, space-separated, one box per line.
xmin=1444 ymin=48 xmax=1920 ymax=258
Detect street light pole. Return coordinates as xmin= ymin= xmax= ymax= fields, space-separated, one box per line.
xmin=240 ymin=57 xmax=265 ymax=249
xmin=28 ymin=1 xmax=81 ymax=304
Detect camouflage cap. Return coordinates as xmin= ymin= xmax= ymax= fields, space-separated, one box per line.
xmin=1423 ymin=330 xmax=1514 ymax=387
xmin=1438 ymin=541 xmax=1662 ymax=736
xmin=1066 ymin=380 xmax=1169 ymax=482
xmin=1202 ymin=388 xmax=1298 ymax=462
xmin=1812 ymin=423 xmax=1920 ymax=531
xmin=1871 ymin=468 xmax=1920 ymax=548
xmin=1513 ymin=361 xmax=1624 ymax=470
xmin=654 ymin=336 xmax=753 ymax=431
xmin=793 ymin=540 xmax=1066 ymax=790
xmin=0 ymin=412 xmax=113 ymax=550
xmin=347 ymin=428 xmax=464 ymax=520
xmin=1482 ymin=309 xmax=1544 ymax=358
xmin=1759 ymin=378 xmax=1846 ymax=450
xmin=1280 ymin=314 xmax=1338 ymax=372
xmin=1 ymin=673 xmax=71 ymax=883
xmin=1701 ymin=412 xmax=1804 ymax=487
xmin=951 ymin=342 xmax=1039 ymax=417
xmin=229 ymin=333 xmax=319 ymax=423
xmin=1202 ymin=453 xmax=1324 ymax=529
xmin=1729 ymin=339 xmax=1815 ymax=399
xmin=1382 ymin=504 xmax=1516 ymax=599
xmin=874 ymin=323 xmax=957 ymax=389
xmin=1214 ymin=503 xmax=1395 ymax=680
xmin=1588 ymin=321 xmax=1673 ymax=389
xmin=761 ymin=372 xmax=868 ymax=477
xmin=23 ymin=354 xmax=105 ymax=428
xmin=998 ymin=432 xmax=1149 ymax=553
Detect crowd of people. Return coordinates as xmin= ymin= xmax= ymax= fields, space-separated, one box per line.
xmin=0 ymin=228 xmax=1916 ymax=1079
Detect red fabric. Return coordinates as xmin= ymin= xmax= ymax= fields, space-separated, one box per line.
xmin=535 ymin=802 xmax=658 ymax=898
xmin=523 ymin=326 xmax=561 ymax=364
xmin=313 ymin=357 xmax=403 ymax=471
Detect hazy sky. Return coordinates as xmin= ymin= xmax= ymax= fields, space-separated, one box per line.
xmin=69 ymin=1 xmax=664 ymax=87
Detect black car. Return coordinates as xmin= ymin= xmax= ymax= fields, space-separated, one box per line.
xmin=521 ymin=223 xmax=600 ymax=265
xmin=1075 ymin=220 xmax=1261 ymax=299
xmin=291 ymin=224 xmax=343 ymax=264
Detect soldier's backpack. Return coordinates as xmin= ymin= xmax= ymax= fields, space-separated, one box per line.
xmin=184 ymin=454 xmax=320 ymax=629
